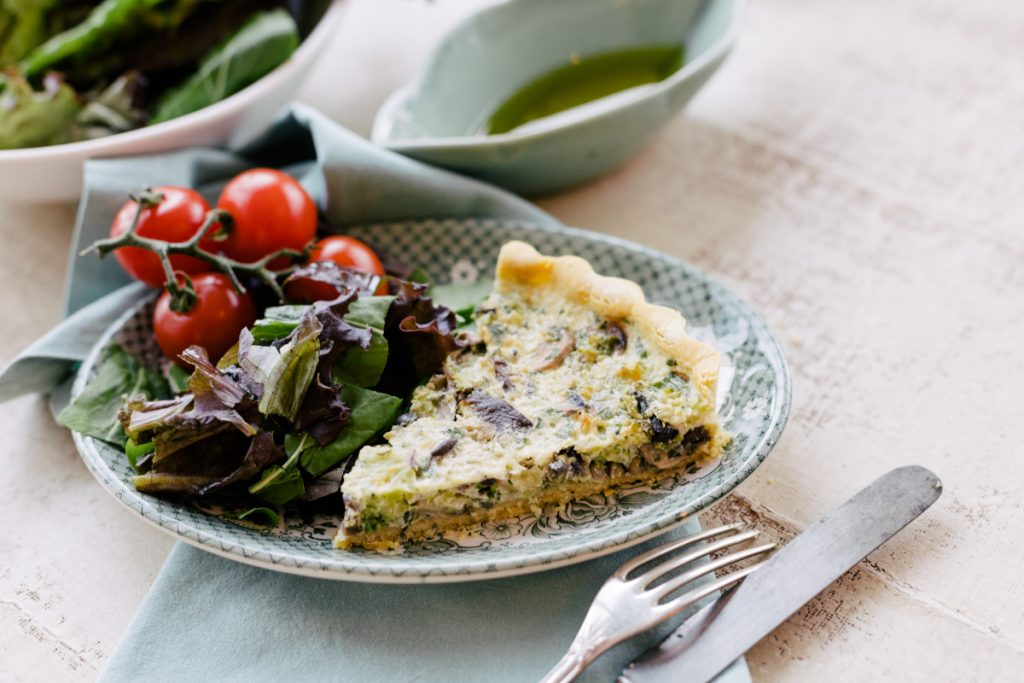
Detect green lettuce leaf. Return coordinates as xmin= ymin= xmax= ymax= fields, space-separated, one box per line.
xmin=333 ymin=295 xmax=392 ymax=388
xmin=150 ymin=9 xmax=299 ymax=124
xmin=58 ymin=345 xmax=168 ymax=444
xmin=253 ymin=297 xmax=394 ymax=389
xmin=248 ymin=432 xmax=308 ymax=505
xmin=21 ymin=0 xmax=207 ymax=78
xmin=291 ymin=298 xmax=373 ymax=445
xmin=253 ymin=312 xmax=321 ymax=422
xmin=0 ymin=71 xmax=80 ymax=149
xmin=124 ymin=438 xmax=154 ymax=472
xmin=288 ymin=385 xmax=402 ymax=477
xmin=228 ymin=506 xmax=280 ymax=527
xmin=0 ymin=0 xmax=65 ymax=63
xmin=333 ymin=331 xmax=387 ymax=388
xmin=248 ymin=464 xmax=304 ymax=505
xmin=430 ymin=279 xmax=493 ymax=322
xmin=250 ymin=305 xmax=307 ymax=343
xmin=345 ymin=295 xmax=393 ymax=330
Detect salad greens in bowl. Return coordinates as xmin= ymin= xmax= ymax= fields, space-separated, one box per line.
xmin=0 ymin=0 xmax=345 ymax=201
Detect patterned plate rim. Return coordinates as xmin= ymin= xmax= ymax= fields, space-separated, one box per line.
xmin=72 ymin=220 xmax=791 ymax=583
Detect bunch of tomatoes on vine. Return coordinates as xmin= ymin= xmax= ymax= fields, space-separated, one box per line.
xmin=91 ymin=168 xmax=386 ymax=364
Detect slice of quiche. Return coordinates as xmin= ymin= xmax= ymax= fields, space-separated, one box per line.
xmin=336 ymin=241 xmax=728 ymax=549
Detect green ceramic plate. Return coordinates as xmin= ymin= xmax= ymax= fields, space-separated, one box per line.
xmin=72 ymin=218 xmax=790 ymax=583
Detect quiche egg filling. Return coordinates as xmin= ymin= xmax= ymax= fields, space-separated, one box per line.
xmin=340 ymin=285 xmax=718 ymax=539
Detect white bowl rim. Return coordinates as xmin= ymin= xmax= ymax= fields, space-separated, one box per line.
xmin=372 ymin=0 xmax=746 ymax=152
xmin=0 ymin=0 xmax=347 ymax=161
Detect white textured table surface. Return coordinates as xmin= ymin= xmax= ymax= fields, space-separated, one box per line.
xmin=3 ymin=0 xmax=1023 ymax=680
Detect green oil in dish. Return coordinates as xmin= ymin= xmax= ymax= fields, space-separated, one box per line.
xmin=484 ymin=45 xmax=684 ymax=135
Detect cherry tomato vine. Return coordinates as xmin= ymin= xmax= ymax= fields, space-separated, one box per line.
xmin=84 ymin=172 xmax=392 ymax=364
xmin=85 ymin=187 xmax=312 ymax=312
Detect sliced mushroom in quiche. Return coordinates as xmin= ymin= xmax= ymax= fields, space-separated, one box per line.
xmin=336 ymin=241 xmax=729 ymax=549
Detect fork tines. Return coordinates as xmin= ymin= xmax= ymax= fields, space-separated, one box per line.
xmin=539 ymin=523 xmax=775 ymax=683
xmin=618 ymin=524 xmax=770 ymax=602
xmin=620 ymin=523 xmax=775 ymax=608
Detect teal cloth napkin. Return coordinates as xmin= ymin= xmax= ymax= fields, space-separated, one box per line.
xmin=0 ymin=104 xmax=749 ymax=683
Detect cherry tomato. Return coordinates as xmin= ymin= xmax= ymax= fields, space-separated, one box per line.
xmin=310 ymin=236 xmax=386 ymax=276
xmin=216 ymin=168 xmax=317 ymax=267
xmin=110 ymin=186 xmax=216 ymax=288
xmin=286 ymin=236 xmax=388 ymax=302
xmin=154 ymin=273 xmax=257 ymax=365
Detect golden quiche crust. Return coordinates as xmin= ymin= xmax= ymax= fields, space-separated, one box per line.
xmin=496 ymin=240 xmax=721 ymax=406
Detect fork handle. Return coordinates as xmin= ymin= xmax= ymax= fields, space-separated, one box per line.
xmin=538 ymin=650 xmax=588 ymax=683
xmin=540 ymin=604 xmax=620 ymax=682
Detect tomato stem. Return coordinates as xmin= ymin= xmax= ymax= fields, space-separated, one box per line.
xmin=83 ymin=187 xmax=312 ymax=309
xmin=166 ymin=271 xmax=197 ymax=313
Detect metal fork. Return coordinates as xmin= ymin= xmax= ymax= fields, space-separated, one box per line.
xmin=539 ymin=523 xmax=775 ymax=683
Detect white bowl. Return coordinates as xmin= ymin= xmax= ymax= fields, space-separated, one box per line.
xmin=0 ymin=0 xmax=347 ymax=204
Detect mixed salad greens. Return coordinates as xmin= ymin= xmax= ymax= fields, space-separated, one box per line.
xmin=0 ymin=0 xmax=315 ymax=149
xmin=62 ymin=271 xmax=479 ymax=523
xmin=57 ymin=169 xmax=492 ymax=525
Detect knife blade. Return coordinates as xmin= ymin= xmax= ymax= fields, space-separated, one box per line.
xmin=620 ymin=465 xmax=943 ymax=683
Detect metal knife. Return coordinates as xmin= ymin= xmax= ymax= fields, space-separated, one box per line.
xmin=620 ymin=465 xmax=943 ymax=683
